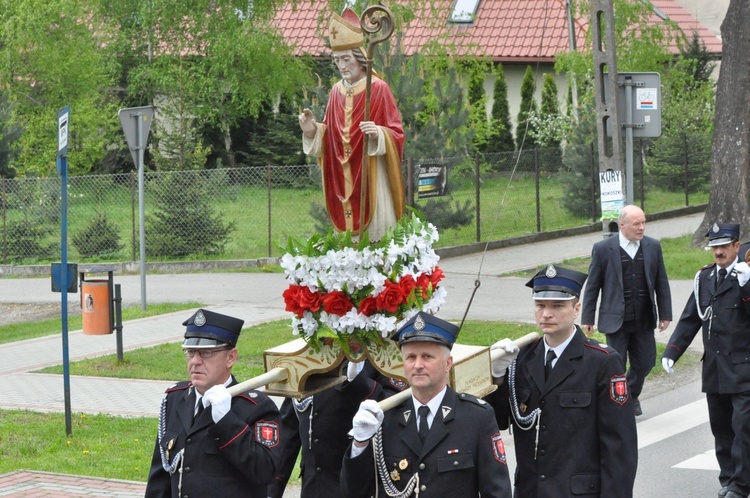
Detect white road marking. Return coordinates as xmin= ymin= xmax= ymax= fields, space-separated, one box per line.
xmin=636 ymin=399 xmax=709 ymax=449
xmin=673 ymin=449 xmax=720 ymax=471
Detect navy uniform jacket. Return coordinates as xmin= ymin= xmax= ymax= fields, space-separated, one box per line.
xmin=341 ymin=387 xmax=513 ymax=498
xmin=268 ymin=361 xmax=408 ymax=498
xmin=582 ymin=234 xmax=672 ymax=332
xmin=145 ymin=376 xmax=281 ymax=498
xmin=486 ymin=327 xmax=638 ymax=498
xmin=663 ymin=262 xmax=750 ymax=394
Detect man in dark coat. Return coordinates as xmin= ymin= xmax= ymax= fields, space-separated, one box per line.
xmin=145 ymin=309 xmax=281 ymax=498
xmin=340 ymin=312 xmax=513 ymax=498
xmin=487 ymin=265 xmax=638 ymax=498
xmin=268 ymin=360 xmax=407 ymax=498
xmin=581 ymin=205 xmax=672 ymax=415
xmin=662 ymin=223 xmax=750 ymax=498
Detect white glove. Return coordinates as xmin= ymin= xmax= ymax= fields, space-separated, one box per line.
xmin=347 ymin=361 xmax=365 ymax=382
xmin=662 ymin=357 xmax=675 ymax=374
xmin=350 ymin=399 xmax=384 ymax=442
xmin=203 ymin=384 xmax=231 ymax=423
xmin=736 ymin=262 xmax=750 ymax=287
xmin=490 ymin=338 xmax=520 ymax=378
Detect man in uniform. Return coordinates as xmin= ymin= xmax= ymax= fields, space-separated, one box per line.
xmin=268 ymin=360 xmax=407 ymax=498
xmin=299 ymin=8 xmax=405 ymax=241
xmin=662 ymin=223 xmax=750 ymax=498
xmin=582 ymin=204 xmax=672 ymax=416
xmin=486 ymin=265 xmax=638 ymax=498
xmin=340 ymin=312 xmax=513 ymax=498
xmin=145 ymin=309 xmax=281 ymax=498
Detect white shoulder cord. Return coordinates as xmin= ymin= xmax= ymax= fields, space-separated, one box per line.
xmin=371 ymin=427 xmax=420 ymax=498
xmin=157 ymin=393 xmax=185 ymax=493
xmin=508 ymin=360 xmax=543 ymax=459
xmin=693 ymin=269 xmax=713 ymax=338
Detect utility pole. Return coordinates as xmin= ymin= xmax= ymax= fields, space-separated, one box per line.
xmin=590 ymin=0 xmax=624 ymax=234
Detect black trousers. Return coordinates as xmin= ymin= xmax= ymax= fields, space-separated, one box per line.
xmin=707 ymin=391 xmax=750 ymax=496
xmin=605 ymin=319 xmax=655 ymax=399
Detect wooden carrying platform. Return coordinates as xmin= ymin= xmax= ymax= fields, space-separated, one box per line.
xmin=260 ymin=338 xmax=499 ymax=399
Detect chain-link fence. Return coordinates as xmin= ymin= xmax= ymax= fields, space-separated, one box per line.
xmin=0 ymin=135 xmax=710 ymax=265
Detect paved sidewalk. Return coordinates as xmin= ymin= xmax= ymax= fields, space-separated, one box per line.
xmin=0 ymin=212 xmax=706 ymax=496
xmin=0 ymin=470 xmax=146 ymax=497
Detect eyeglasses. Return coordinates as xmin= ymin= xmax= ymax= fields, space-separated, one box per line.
xmin=183 ymin=348 xmax=230 ymax=360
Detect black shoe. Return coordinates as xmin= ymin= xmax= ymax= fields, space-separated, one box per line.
xmin=719 ymin=486 xmax=729 ymax=497
xmin=632 ymin=397 xmax=642 ymax=416
xmin=724 ymin=491 xmax=744 ymax=498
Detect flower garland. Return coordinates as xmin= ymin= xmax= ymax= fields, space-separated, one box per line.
xmin=280 ymin=214 xmax=446 ymax=352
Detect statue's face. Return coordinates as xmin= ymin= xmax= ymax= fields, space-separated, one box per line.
xmin=332 ymin=50 xmax=365 ymax=84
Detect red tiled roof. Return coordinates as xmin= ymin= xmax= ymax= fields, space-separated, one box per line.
xmin=273 ymin=0 xmax=721 ymax=62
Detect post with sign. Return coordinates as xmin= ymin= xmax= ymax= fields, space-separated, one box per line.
xmin=604 ymin=72 xmax=662 ymax=204
xmin=118 ymin=106 xmax=154 ymax=310
xmin=57 ymin=106 xmax=73 ymax=436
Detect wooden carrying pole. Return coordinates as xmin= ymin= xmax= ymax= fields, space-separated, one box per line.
xmin=227 ymin=367 xmax=289 ymax=397
xmin=357 ymin=5 xmax=394 ymax=236
xmin=378 ymin=332 xmax=540 ymax=411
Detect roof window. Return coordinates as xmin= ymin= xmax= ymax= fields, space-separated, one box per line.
xmin=449 ymin=0 xmax=480 ymax=23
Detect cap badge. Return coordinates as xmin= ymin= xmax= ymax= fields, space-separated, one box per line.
xmin=414 ymin=315 xmax=426 ymax=331
xmin=713 ymin=223 xmax=720 ymax=233
xmin=194 ymin=310 xmax=206 ymax=327
xmin=545 ymin=265 xmax=557 ymax=278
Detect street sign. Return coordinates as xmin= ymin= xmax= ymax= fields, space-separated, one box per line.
xmin=57 ymin=106 xmax=69 ymax=159
xmin=603 ymin=72 xmax=661 ymax=138
xmin=118 ymin=106 xmax=154 ymax=166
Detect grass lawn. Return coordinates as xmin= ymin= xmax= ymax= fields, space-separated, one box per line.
xmin=0 ymin=303 xmax=205 ymax=345
xmin=0 ymin=411 xmax=155 ymax=482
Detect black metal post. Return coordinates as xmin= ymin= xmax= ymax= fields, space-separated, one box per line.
xmin=535 ymin=148 xmax=541 ymax=232
xmin=114 ymin=284 xmax=124 ymax=364
xmin=475 ymin=153 xmax=481 ymax=242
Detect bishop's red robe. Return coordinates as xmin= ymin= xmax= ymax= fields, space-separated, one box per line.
xmin=316 ymin=76 xmax=405 ymax=236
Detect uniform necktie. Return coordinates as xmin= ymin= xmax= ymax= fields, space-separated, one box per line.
xmin=418 ymin=405 xmax=430 ymax=443
xmin=717 ymin=268 xmax=727 ymax=289
xmin=194 ymin=397 xmax=204 ymax=421
xmin=545 ymin=349 xmax=557 ymax=380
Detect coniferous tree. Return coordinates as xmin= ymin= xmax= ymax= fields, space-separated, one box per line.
xmin=516 ymin=65 xmax=538 ymax=149
xmin=539 ymin=73 xmax=562 ymax=149
xmin=486 ymin=63 xmax=515 ymax=153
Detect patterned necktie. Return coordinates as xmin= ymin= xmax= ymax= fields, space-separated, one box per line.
xmin=545 ymin=349 xmax=557 ymax=381
xmin=717 ymin=268 xmax=727 ymax=290
xmin=418 ymin=405 xmax=430 ymax=443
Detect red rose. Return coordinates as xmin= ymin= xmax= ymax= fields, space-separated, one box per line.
xmin=283 ymin=285 xmax=304 ymax=317
xmin=322 ymin=291 xmax=355 ymax=316
xmin=298 ymin=286 xmax=322 ymax=313
xmin=399 ymin=275 xmax=417 ymax=298
xmin=416 ymin=274 xmax=432 ymax=299
xmin=358 ymin=296 xmax=378 ymax=317
xmin=376 ymin=280 xmax=406 ymax=314
xmin=429 ymin=267 xmax=445 ymax=287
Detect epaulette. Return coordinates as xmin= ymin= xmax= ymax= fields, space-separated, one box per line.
xmin=164 ymin=381 xmax=190 ymax=394
xmin=583 ymin=338 xmax=613 ymax=355
xmin=235 ymin=391 xmax=263 ymax=405
xmin=457 ymin=392 xmax=490 ymax=408
xmin=700 ymin=262 xmax=717 ymax=271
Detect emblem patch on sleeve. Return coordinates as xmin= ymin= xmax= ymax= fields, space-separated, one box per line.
xmin=491 ymin=433 xmax=507 ymax=464
xmin=390 ymin=378 xmax=408 ymax=391
xmin=610 ymin=375 xmax=629 ymax=405
xmin=255 ymin=420 xmax=280 ymax=447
